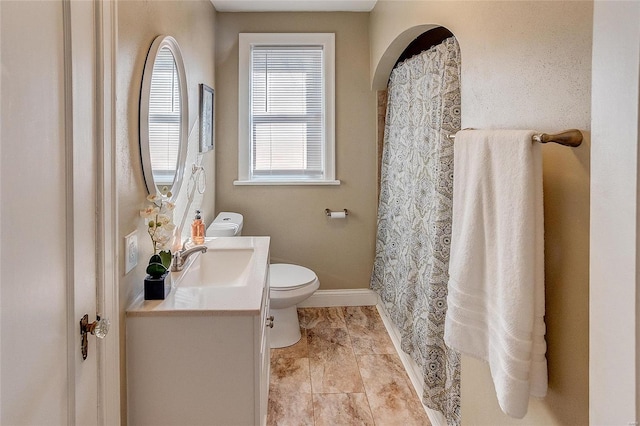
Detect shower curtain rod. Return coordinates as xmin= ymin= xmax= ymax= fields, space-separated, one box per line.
xmin=447 ymin=129 xmax=583 ymax=147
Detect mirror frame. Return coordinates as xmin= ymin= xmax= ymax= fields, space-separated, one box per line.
xmin=139 ymin=35 xmax=188 ymax=202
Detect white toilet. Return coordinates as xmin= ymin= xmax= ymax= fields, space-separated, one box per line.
xmin=207 ymin=212 xmax=320 ymax=349
xmin=206 ymin=211 xmax=244 ymax=237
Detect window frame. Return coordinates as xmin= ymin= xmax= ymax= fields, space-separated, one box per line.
xmin=236 ymin=33 xmax=339 ymax=186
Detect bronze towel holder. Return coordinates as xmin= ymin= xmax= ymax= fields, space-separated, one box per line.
xmin=447 ymin=129 xmax=583 ymax=147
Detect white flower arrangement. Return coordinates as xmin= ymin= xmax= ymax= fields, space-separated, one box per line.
xmin=139 ymin=194 xmax=176 ymax=276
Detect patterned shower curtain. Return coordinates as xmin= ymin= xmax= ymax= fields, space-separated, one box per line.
xmin=371 ymin=36 xmax=461 ymax=425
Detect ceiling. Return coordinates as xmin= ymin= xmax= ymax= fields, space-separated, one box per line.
xmin=210 ymin=0 xmax=378 ymax=12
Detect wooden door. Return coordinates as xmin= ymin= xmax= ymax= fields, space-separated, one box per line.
xmin=0 ymin=1 xmax=119 ymax=424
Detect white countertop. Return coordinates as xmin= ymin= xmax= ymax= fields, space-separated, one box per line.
xmin=126 ymin=236 xmax=270 ymax=316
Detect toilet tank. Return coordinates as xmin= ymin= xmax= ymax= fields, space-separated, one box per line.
xmin=206 ymin=212 xmax=243 ymax=237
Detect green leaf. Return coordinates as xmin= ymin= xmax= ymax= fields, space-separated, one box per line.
xmin=146 ymin=262 xmax=167 ymax=278
xmin=149 ymin=254 xmax=162 ymax=265
xmin=159 ymin=250 xmax=172 ymax=269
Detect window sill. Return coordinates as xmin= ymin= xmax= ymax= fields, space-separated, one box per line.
xmin=233 ymin=179 xmax=341 ymax=186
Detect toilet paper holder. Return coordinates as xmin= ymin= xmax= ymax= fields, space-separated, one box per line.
xmin=325 ymin=208 xmax=348 ymax=217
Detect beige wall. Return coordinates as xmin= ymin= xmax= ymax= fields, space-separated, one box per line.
xmin=370 ymin=1 xmax=591 ymax=424
xmin=215 ymin=12 xmax=377 ymax=290
xmin=116 ymin=1 xmax=216 ymax=422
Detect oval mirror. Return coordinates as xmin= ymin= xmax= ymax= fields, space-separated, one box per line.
xmin=139 ymin=35 xmax=188 ymax=201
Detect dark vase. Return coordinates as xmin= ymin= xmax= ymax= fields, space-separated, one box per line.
xmin=144 ymin=272 xmax=170 ymax=300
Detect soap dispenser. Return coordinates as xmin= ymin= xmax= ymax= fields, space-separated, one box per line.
xmin=191 ymin=210 xmax=205 ymax=244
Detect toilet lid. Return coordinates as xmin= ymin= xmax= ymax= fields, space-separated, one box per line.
xmin=270 ymin=264 xmax=317 ymax=290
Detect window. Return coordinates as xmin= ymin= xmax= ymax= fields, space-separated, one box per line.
xmin=236 ymin=33 xmax=338 ymax=185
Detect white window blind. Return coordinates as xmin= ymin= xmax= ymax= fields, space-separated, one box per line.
xmin=237 ymin=33 xmax=337 ymax=186
xmin=251 ymin=46 xmax=324 ymax=179
xmin=148 ymin=48 xmax=180 ymax=187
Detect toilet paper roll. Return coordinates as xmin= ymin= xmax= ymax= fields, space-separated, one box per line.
xmin=329 ymin=211 xmax=346 ymax=219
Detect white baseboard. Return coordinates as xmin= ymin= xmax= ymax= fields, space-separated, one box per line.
xmin=297 ymin=288 xmax=378 ymax=307
xmin=376 ymin=303 xmax=448 ymax=426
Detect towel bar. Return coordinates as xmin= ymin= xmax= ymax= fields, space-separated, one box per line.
xmin=447 ymin=129 xmax=583 ymax=147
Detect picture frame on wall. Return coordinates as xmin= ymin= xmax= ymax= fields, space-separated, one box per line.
xmin=199 ymin=83 xmax=214 ymax=153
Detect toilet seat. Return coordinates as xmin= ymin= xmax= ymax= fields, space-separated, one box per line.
xmin=270 ymin=264 xmax=318 ymax=291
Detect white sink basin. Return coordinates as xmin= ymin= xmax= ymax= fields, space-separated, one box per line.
xmin=177 ymin=248 xmax=255 ymax=288
xmin=128 ymin=236 xmax=270 ymax=314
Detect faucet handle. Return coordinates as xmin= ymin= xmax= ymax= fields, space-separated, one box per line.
xmin=170 ymin=251 xmax=181 ymax=272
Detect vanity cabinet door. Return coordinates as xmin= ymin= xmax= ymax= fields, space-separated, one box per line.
xmin=127 ymin=315 xmax=256 ymax=425
xmin=257 ymin=275 xmax=271 ymax=426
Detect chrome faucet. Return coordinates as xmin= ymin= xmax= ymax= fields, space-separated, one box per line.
xmin=171 ymin=244 xmax=208 ymax=272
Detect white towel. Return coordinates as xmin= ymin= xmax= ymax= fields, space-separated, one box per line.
xmin=444 ymin=129 xmax=548 ymax=419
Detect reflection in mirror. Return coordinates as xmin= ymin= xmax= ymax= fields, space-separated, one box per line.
xmin=140 ymin=35 xmax=188 ymax=201
xmin=149 ymin=47 xmax=180 ymax=189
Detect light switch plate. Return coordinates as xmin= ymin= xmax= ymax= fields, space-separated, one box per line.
xmin=125 ymin=231 xmax=138 ymax=274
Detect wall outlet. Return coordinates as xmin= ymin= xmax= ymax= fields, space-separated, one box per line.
xmin=125 ymin=231 xmax=138 ymax=274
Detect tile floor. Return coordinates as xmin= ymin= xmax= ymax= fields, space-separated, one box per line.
xmin=267 ymin=306 xmax=432 ymax=425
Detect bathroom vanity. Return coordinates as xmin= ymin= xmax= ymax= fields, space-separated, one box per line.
xmin=126 ymin=237 xmax=271 ymax=426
